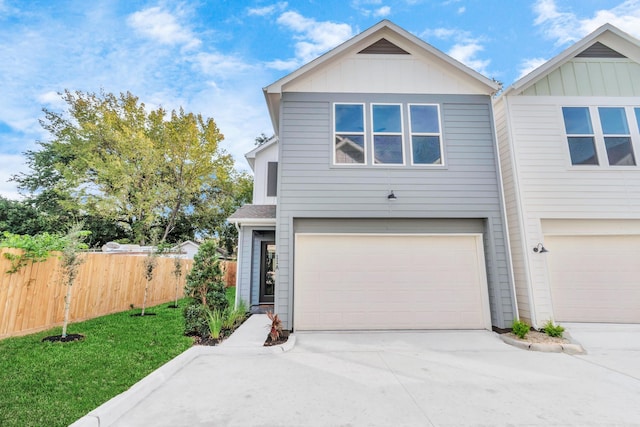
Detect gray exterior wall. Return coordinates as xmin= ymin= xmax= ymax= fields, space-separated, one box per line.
xmin=237 ymin=226 xmax=275 ymax=308
xmin=275 ymin=92 xmax=516 ymax=329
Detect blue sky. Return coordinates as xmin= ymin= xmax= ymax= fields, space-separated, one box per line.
xmin=1 ymin=0 xmax=639 ymax=199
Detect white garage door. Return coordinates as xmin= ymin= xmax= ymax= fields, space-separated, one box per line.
xmin=546 ymin=235 xmax=640 ymax=323
xmin=293 ymin=233 xmax=491 ymax=330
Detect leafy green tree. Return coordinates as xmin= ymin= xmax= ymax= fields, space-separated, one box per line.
xmin=183 ymin=240 xmax=228 ymax=338
xmin=0 ymin=231 xmax=66 ymax=273
xmin=14 ymin=90 xmax=235 ymax=245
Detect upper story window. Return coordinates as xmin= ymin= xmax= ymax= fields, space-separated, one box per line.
xmin=562 ymin=106 xmax=639 ymax=167
xmin=334 ymin=103 xmax=365 ymax=164
xmin=599 ymin=107 xmax=635 ymax=166
xmin=409 ymin=104 xmax=442 ymax=165
xmin=372 ymin=104 xmax=404 ymax=165
xmin=333 ymin=102 xmax=443 ymax=167
xmin=562 ymin=107 xmax=598 ymax=165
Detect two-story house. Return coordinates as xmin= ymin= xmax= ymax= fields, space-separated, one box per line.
xmin=230 ymin=20 xmax=517 ymax=331
xmin=494 ymin=24 xmax=640 ymax=327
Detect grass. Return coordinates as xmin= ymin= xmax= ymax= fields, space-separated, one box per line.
xmin=0 ymin=298 xmax=196 ymax=427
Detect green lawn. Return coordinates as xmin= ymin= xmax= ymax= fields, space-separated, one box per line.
xmin=0 ymin=298 xmax=197 ymax=427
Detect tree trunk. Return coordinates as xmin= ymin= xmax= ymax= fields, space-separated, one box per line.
xmin=141 ymin=282 xmax=148 ymax=316
xmin=62 ymin=283 xmax=72 ymax=338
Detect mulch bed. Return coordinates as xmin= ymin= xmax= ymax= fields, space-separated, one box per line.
xmin=42 ymin=334 xmax=85 ymax=343
xmin=264 ymin=330 xmax=290 ymax=347
xmin=129 ymin=312 xmax=157 ymax=317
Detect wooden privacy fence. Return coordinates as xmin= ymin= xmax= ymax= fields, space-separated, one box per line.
xmin=0 ymin=249 xmax=236 ymax=339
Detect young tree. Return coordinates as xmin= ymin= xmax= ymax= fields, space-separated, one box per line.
xmin=183 ymin=240 xmax=228 ymax=338
xmin=170 ymin=249 xmax=184 ymax=309
xmin=60 ymin=224 xmax=90 ymax=337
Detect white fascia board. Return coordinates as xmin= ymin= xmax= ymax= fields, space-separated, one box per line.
xmin=501 ymin=23 xmax=640 ymax=97
xmin=263 ymin=20 xmax=500 ymax=129
xmin=227 ymin=218 xmax=277 ymax=227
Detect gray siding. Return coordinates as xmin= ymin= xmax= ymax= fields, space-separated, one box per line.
xmin=236 ymin=226 xmax=275 ymax=308
xmin=276 ymin=92 xmax=516 ymax=329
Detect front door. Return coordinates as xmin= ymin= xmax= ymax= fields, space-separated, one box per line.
xmin=259 ymin=241 xmax=276 ymax=303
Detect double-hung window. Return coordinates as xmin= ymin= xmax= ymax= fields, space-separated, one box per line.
xmin=409 ymin=104 xmax=442 ymax=165
xmin=599 ymin=107 xmax=636 ymax=166
xmin=372 ymin=104 xmax=404 ymax=165
xmin=334 ymin=103 xmax=365 ymax=164
xmin=562 ymin=107 xmax=598 ymax=165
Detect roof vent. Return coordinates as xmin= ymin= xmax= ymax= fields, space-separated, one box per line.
xmin=576 ymin=42 xmax=626 ymax=58
xmin=358 ymin=38 xmax=410 ymax=55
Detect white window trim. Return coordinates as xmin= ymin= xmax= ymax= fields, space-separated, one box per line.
xmin=562 ymin=106 xmax=599 ymax=167
xmin=408 ymin=103 xmax=445 ymax=167
xmin=562 ymin=105 xmax=640 ymax=169
xmin=333 ymin=102 xmax=367 ymax=166
xmin=371 ymin=103 xmax=405 ymax=166
xmin=598 ymin=106 xmax=635 ymax=166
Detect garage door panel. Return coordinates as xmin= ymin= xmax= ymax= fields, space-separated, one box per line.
xmin=294 ymin=234 xmax=490 ymax=330
xmin=546 ymin=235 xmax=640 ymax=323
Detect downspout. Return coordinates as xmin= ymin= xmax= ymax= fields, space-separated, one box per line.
xmin=234 ymin=221 xmax=241 ymax=309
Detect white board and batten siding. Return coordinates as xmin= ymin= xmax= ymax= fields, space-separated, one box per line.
xmin=275 ymin=92 xmax=516 ymax=330
xmin=495 ymin=47 xmax=640 ymax=326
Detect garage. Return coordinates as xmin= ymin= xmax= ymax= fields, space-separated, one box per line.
xmin=293 ymin=233 xmax=491 ymax=330
xmin=546 ymin=234 xmax=640 ymax=323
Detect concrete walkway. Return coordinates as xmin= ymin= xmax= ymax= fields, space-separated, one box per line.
xmin=71 ymin=314 xmax=293 ymax=427
xmin=71 ymin=322 xmax=640 ymax=427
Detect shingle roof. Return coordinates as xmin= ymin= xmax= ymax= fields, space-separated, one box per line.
xmin=228 ymin=204 xmax=276 ymax=220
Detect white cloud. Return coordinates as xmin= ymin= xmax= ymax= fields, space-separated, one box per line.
xmin=0 ymin=154 xmax=28 ymax=200
xmin=457 ymin=6 xmax=466 ymax=14
xmin=374 ymin=6 xmax=391 ymax=17
xmin=265 ymin=58 xmax=300 ymax=70
xmin=448 ymin=42 xmax=490 ymax=74
xmin=518 ymin=57 xmax=548 ymax=78
xmin=421 ymin=27 xmax=490 ymax=74
xmin=275 ymin=11 xmax=354 ymax=67
xmin=534 ymin=0 xmax=640 ymax=45
xmin=248 ymin=2 xmax=288 ymax=16
xmin=127 ymin=6 xmax=201 ymax=50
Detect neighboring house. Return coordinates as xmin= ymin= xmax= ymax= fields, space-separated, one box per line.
xmin=230 ymin=20 xmax=517 ymax=331
xmin=494 ymin=24 xmax=640 ymax=327
xmin=171 ymin=240 xmax=200 ymax=260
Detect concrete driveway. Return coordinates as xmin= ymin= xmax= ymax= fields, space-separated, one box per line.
xmin=75 ymin=323 xmax=640 ymax=427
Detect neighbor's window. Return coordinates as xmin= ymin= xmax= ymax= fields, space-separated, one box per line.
xmin=334 ymin=103 xmax=365 ymax=164
xmin=372 ymin=104 xmax=404 ymax=164
xmin=409 ymin=104 xmax=442 ymax=165
xmin=599 ymin=107 xmax=635 ymax=166
xmin=562 ymin=107 xmax=598 ymax=165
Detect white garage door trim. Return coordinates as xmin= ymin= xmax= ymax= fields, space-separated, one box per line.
xmin=545 ymin=234 xmax=640 ymax=324
xmin=293 ymin=233 xmax=491 ymax=331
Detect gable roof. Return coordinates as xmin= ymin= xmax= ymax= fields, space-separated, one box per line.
xmin=244 ymin=135 xmax=278 ymax=170
xmin=263 ymin=20 xmax=500 ymax=134
xmin=501 ymin=23 xmax=640 ymax=97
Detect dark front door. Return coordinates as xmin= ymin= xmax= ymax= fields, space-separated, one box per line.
xmin=259 ymin=241 xmax=275 ymax=303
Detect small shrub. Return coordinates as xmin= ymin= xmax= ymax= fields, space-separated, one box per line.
xmin=267 ymin=311 xmax=282 ymax=342
xmin=512 ymin=319 xmax=530 ymax=339
xmin=183 ymin=304 xmax=209 ymax=338
xmin=206 ymin=309 xmax=224 ymax=340
xmin=183 ymin=240 xmax=228 ymax=338
xmin=542 ymin=319 xmax=565 ymax=338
